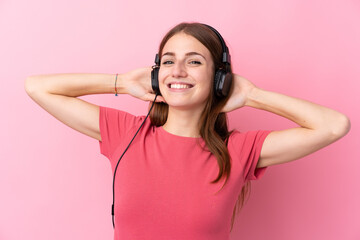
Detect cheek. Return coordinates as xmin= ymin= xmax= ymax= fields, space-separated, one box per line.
xmin=158 ymin=68 xmax=168 ymax=84
xmin=157 ymin=69 xmax=168 ymax=92
xmin=197 ymin=71 xmax=214 ymax=87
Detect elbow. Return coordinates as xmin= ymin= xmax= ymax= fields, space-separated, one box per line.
xmin=330 ymin=114 xmax=351 ymax=140
xmin=24 ymin=76 xmax=40 ymax=96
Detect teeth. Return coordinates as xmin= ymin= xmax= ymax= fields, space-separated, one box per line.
xmin=170 ymin=84 xmax=191 ymax=89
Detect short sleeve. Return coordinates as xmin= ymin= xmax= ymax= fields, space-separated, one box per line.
xmin=229 ymin=130 xmax=272 ymax=181
xmin=98 ymin=106 xmax=143 ymax=159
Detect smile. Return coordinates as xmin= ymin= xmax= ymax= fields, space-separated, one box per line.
xmin=170 ymin=84 xmax=190 ymax=89
xmin=167 ymin=83 xmax=194 ymax=89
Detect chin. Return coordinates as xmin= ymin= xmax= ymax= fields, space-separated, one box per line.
xmin=166 ymin=101 xmax=190 ymax=109
xmin=167 ymin=101 xmax=206 ymax=112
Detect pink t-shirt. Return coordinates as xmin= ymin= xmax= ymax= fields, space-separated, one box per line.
xmin=98 ymin=106 xmax=272 ymax=240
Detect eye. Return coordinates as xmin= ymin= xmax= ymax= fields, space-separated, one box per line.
xmin=189 ymin=60 xmax=201 ymax=65
xmin=161 ymin=60 xmax=173 ymax=65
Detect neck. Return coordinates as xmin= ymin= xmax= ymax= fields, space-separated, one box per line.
xmin=162 ymin=107 xmax=204 ymax=138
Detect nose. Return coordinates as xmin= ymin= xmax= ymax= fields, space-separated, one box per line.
xmin=172 ymin=61 xmax=187 ymax=78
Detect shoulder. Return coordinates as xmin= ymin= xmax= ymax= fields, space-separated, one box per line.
xmin=99 ymin=105 xmax=135 ymax=117
xmin=229 ymin=129 xmax=266 ymax=141
xmin=100 ymin=106 xmax=147 ymax=124
xmin=99 ymin=105 xmax=152 ymax=136
xmin=228 ymin=129 xmax=272 ymax=150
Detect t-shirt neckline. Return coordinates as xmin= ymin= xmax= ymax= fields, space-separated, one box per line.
xmin=158 ymin=126 xmax=203 ymax=141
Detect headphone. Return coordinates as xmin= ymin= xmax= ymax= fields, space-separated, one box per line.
xmin=151 ymin=23 xmax=232 ymax=98
xmin=111 ymin=23 xmax=231 ymax=229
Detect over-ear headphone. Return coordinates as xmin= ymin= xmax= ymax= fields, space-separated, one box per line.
xmin=151 ymin=23 xmax=232 ymax=98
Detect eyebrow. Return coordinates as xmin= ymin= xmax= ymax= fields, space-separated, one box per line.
xmin=161 ymin=52 xmax=206 ymax=60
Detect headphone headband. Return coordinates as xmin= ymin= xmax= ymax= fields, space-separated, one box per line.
xmin=154 ymin=24 xmax=231 ymax=66
xmin=201 ymin=24 xmax=231 ymax=65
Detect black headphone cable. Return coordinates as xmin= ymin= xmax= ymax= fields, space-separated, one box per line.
xmin=111 ymin=93 xmax=159 ymax=228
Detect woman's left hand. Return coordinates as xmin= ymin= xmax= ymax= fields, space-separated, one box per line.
xmin=220 ymin=74 xmax=257 ymax=113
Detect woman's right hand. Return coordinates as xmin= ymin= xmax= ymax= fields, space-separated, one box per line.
xmin=123 ymin=66 xmax=165 ymax=103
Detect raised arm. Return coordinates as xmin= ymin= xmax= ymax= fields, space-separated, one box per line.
xmin=24 ymin=67 xmax=163 ymax=141
xmin=222 ymin=74 xmax=351 ymax=168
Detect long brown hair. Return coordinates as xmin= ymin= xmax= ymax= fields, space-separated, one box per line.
xmin=149 ymin=22 xmax=252 ymax=232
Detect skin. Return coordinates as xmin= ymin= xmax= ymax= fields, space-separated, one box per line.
xmin=25 ymin=32 xmax=351 ymax=169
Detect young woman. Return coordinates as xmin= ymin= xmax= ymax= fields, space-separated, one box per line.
xmin=25 ymin=22 xmax=350 ymax=239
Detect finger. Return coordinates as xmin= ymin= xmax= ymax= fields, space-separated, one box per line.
xmin=219 ymin=106 xmax=227 ymax=113
xmin=156 ymin=95 xmax=166 ymax=103
xmin=144 ymin=93 xmax=166 ymax=103
xmin=150 ymin=93 xmax=166 ymax=103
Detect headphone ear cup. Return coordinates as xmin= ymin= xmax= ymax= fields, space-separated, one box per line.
xmin=214 ymin=70 xmax=222 ymax=96
xmin=214 ymin=69 xmax=232 ymax=97
xmin=222 ymin=71 xmax=232 ymax=96
xmin=151 ymin=67 xmax=161 ymax=95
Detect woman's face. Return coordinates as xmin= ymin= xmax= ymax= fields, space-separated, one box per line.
xmin=158 ymin=32 xmax=214 ymax=111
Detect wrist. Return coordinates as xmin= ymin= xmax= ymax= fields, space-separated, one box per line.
xmin=245 ymin=86 xmax=262 ymax=108
xmin=115 ymin=73 xmax=128 ymax=95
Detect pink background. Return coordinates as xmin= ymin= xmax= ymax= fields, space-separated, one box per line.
xmin=1 ymin=0 xmax=359 ymax=239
